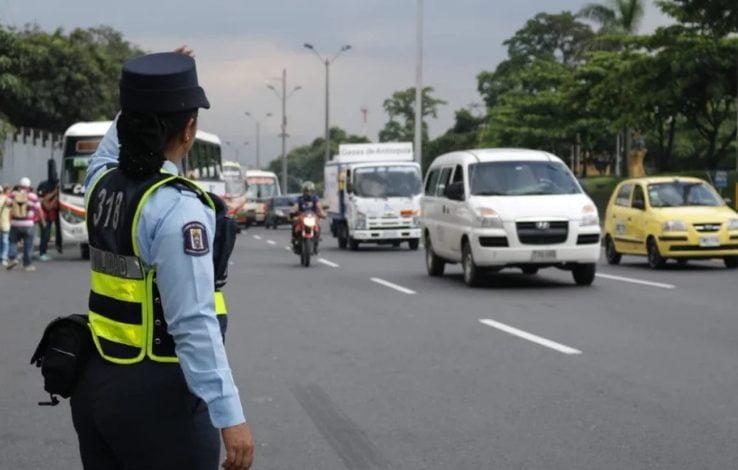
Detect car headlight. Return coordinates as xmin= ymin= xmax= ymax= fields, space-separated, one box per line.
xmin=662 ymin=220 xmax=687 ymax=232
xmin=275 ymin=209 xmax=284 ymax=217
xmin=728 ymin=219 xmax=738 ymax=231
xmin=354 ymin=211 xmax=367 ymax=230
xmin=580 ymin=205 xmax=599 ymax=227
xmin=477 ymin=208 xmax=503 ymax=229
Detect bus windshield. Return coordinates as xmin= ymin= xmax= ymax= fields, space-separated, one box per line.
xmin=246 ymin=177 xmax=279 ymax=199
xmin=223 ymin=172 xmax=246 ymax=197
xmin=353 ymin=165 xmax=422 ymax=198
xmin=62 ymin=155 xmax=91 ymax=195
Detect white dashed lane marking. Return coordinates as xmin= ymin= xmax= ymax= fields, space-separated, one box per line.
xmin=479 ymin=318 xmax=582 ymax=355
xmin=596 ymin=273 xmax=675 ymax=290
xmin=253 ymin=235 xmax=262 ymax=240
xmin=370 ymin=277 xmax=416 ymax=295
xmin=267 ymin=240 xmax=276 ymax=245
xmin=317 ymin=258 xmax=339 ymax=268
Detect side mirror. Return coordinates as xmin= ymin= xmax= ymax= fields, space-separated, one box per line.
xmin=632 ymin=199 xmax=645 ymax=210
xmin=444 ymin=182 xmax=465 ymax=201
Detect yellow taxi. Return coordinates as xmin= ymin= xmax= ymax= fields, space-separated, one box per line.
xmin=603 ymin=177 xmax=738 ymax=269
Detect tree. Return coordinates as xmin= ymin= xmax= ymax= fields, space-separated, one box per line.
xmin=504 ymin=12 xmax=595 ymax=66
xmin=378 ymin=87 xmax=446 ymax=143
xmin=579 ymin=0 xmax=646 ymax=34
xmin=426 ymin=108 xmax=485 ymax=170
xmin=657 ymin=0 xmax=738 ymax=37
xmin=0 ymin=24 xmax=143 ymax=132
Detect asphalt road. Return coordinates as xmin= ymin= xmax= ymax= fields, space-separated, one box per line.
xmin=1 ymin=225 xmax=737 ymax=469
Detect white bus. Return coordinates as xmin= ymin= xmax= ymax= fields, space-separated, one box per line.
xmin=244 ymin=170 xmax=281 ymax=224
xmin=60 ymin=122 xmax=226 ymax=258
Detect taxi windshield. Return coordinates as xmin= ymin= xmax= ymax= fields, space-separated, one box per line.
xmin=647 ymin=182 xmax=723 ymax=208
xmin=469 ymin=161 xmax=580 ymax=196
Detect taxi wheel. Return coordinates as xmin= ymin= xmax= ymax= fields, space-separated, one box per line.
xmin=425 ymin=236 xmax=445 ymax=277
xmin=676 ymin=259 xmax=688 ymax=267
xmin=647 ymin=237 xmax=666 ymax=269
xmin=522 ymin=266 xmax=539 ymax=275
xmin=725 ymin=257 xmax=738 ymax=269
xmin=349 ymin=237 xmax=360 ymax=251
xmin=462 ymin=242 xmax=482 ymax=287
xmin=605 ymin=235 xmax=621 ymax=265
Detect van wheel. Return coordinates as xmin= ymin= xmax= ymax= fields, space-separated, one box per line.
xmin=425 ymin=237 xmax=445 ymax=277
xmin=647 ymin=237 xmax=666 ymax=269
xmin=725 ymin=256 xmax=738 ymax=269
xmin=462 ymin=242 xmax=482 ymax=287
xmin=572 ymin=263 xmax=596 ymax=286
xmin=522 ymin=266 xmax=538 ymax=275
xmin=605 ymin=235 xmax=621 ymax=265
xmin=80 ymin=243 xmax=90 ymax=260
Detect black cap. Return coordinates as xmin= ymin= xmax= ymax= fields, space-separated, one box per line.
xmin=119 ymin=52 xmax=210 ymax=113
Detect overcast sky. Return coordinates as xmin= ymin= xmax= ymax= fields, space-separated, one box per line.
xmin=1 ymin=0 xmax=671 ymax=166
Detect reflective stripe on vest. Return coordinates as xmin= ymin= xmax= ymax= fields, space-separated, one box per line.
xmin=87 ymin=172 xmax=227 ymax=364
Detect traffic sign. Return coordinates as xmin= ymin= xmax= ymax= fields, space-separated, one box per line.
xmin=714 ymin=170 xmax=728 ymax=189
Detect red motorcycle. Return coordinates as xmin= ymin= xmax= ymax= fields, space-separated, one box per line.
xmin=293 ymin=211 xmax=321 ymax=267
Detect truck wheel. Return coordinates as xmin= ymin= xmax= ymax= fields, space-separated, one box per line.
xmin=349 ymin=237 xmax=360 ymax=251
xmin=425 ymin=237 xmax=445 ymax=277
xmin=80 ymin=243 xmax=90 ymax=260
xmin=572 ymin=263 xmax=596 ymax=286
xmin=408 ymin=239 xmax=420 ymax=251
xmin=337 ymin=224 xmax=348 ymax=249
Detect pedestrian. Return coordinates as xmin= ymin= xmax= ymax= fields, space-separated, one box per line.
xmin=37 ymin=160 xmax=60 ymax=261
xmin=0 ymin=184 xmax=10 ymax=266
xmin=5 ymin=177 xmax=44 ymax=271
xmin=72 ymin=50 xmax=253 ymax=470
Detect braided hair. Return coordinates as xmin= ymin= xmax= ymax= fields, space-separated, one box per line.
xmin=117 ymin=110 xmax=198 ymax=180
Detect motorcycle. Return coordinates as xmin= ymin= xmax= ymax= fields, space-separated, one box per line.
xmin=292 ymin=211 xmax=321 ymax=267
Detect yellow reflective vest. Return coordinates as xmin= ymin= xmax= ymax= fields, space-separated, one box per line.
xmin=86 ymin=169 xmax=227 ymax=364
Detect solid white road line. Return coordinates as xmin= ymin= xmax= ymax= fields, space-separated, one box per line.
xmin=253 ymin=235 xmax=262 ymax=240
xmin=479 ymin=318 xmax=582 ymax=355
xmin=370 ymin=277 xmax=416 ymax=295
xmin=318 ymin=258 xmax=340 ymax=268
xmin=596 ymin=273 xmax=675 ymax=290
xmin=267 ymin=240 xmax=276 ymax=245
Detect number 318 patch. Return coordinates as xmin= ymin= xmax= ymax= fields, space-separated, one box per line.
xmin=183 ymin=222 xmax=210 ymax=256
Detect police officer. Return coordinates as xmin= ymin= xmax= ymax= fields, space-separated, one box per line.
xmin=73 ymin=51 xmax=253 ymax=470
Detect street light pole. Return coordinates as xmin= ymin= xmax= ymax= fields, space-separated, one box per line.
xmin=304 ymin=43 xmax=351 ymax=164
xmin=414 ymin=0 xmax=424 ymax=165
xmin=267 ymin=70 xmax=301 ymax=192
xmin=245 ymin=112 xmax=272 ymax=169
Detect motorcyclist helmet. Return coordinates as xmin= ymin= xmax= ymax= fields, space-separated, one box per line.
xmin=302 ymin=181 xmax=315 ymax=196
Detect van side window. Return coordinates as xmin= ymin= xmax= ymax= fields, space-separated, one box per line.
xmin=451 ymin=165 xmax=464 ymax=185
xmin=436 ymin=167 xmax=452 ymax=197
xmin=425 ymin=169 xmax=440 ymax=196
xmin=615 ymin=184 xmax=633 ymax=207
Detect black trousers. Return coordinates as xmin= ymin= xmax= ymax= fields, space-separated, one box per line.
xmin=71 ymin=354 xmax=220 ymax=470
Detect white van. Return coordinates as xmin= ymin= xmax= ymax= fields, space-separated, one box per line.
xmin=421 ymin=149 xmax=601 ymax=286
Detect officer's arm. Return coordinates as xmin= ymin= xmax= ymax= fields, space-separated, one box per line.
xmin=84 ymin=115 xmax=120 ymax=191
xmin=144 ymin=191 xmax=245 ymax=429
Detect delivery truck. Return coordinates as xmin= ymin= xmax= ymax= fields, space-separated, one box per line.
xmin=324 ymin=143 xmax=423 ymax=250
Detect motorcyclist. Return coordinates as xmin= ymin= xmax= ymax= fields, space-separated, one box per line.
xmin=291 ymin=181 xmax=324 ymax=248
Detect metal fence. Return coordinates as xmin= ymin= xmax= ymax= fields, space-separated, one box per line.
xmin=0 ymin=127 xmax=62 ymax=188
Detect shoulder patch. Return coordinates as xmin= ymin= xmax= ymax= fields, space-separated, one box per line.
xmin=183 ymin=221 xmax=210 ymax=256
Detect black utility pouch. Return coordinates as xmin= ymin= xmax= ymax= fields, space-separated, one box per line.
xmin=30 ymin=314 xmax=92 ymax=406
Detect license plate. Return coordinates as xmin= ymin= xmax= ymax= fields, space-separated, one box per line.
xmin=383 ymin=231 xmax=399 ymax=239
xmin=531 ymin=250 xmax=556 ymax=262
xmin=699 ymin=236 xmax=720 ymax=248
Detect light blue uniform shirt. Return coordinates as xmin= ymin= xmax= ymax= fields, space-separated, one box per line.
xmin=85 ymin=119 xmax=245 ymax=429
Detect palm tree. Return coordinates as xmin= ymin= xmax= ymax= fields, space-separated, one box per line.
xmin=579 ymin=0 xmax=646 ymax=34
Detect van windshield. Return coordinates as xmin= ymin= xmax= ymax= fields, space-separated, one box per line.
xmin=647 ymin=182 xmax=722 ymax=207
xmin=469 ymin=161 xmax=580 ymax=196
xmin=354 ymin=165 xmax=422 ymax=198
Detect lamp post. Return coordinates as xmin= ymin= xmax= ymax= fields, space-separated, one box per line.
xmin=415 ymin=0 xmax=424 ymax=165
xmin=225 ymin=140 xmax=249 ymax=164
xmin=267 ymin=69 xmax=302 ymax=192
xmin=303 ymin=43 xmax=351 ymax=163
xmin=244 ymin=112 xmax=273 ymax=169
